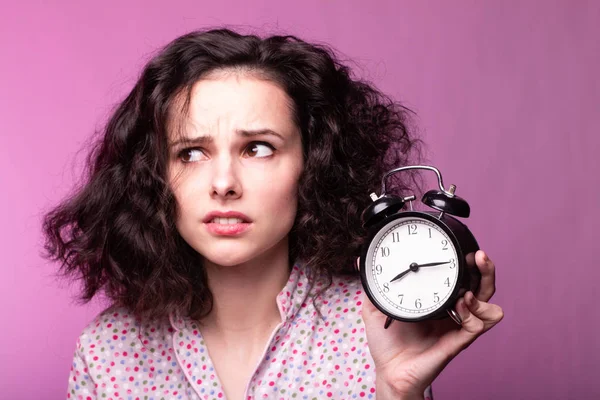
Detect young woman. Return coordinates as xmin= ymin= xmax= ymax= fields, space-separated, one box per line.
xmin=43 ymin=28 xmax=503 ymax=400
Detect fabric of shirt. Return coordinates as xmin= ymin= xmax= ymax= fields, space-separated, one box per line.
xmin=67 ymin=263 xmax=434 ymax=400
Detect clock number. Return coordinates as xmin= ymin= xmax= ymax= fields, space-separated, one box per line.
xmin=449 ymin=258 xmax=456 ymax=269
xmin=429 ymin=228 xmax=432 ymax=238
xmin=408 ymin=224 xmax=417 ymax=235
xmin=434 ymin=292 xmax=440 ymax=303
xmin=375 ymin=264 xmax=383 ymax=275
xmin=441 ymin=240 xmax=448 ymax=250
xmin=383 ymin=283 xmax=390 ymax=293
xmin=415 ymin=298 xmax=422 ymax=309
xmin=398 ymin=294 xmax=404 ymax=304
xmin=381 ymin=247 xmax=390 ymax=257
xmin=392 ymin=232 xmax=400 ymax=243
xmin=444 ymin=277 xmax=450 ymax=287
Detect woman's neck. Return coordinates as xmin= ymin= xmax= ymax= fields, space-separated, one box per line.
xmin=199 ymin=241 xmax=291 ymax=343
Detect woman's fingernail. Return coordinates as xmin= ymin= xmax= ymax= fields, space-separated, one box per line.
xmin=456 ymin=298 xmax=465 ymax=313
xmin=468 ymin=292 xmax=476 ymax=306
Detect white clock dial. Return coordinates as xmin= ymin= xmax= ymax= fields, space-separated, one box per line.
xmin=365 ymin=216 xmax=459 ymax=319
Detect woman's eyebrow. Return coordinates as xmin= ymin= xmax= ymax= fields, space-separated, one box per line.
xmin=169 ymin=128 xmax=284 ymax=148
xmin=236 ymin=128 xmax=284 ymax=140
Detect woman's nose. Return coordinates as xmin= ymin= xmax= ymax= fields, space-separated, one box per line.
xmin=210 ymin=156 xmax=242 ymax=200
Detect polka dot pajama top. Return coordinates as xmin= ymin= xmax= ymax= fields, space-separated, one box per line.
xmin=67 ymin=263 xmax=434 ymax=399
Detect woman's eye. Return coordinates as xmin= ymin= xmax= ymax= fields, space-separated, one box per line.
xmin=177 ymin=143 xmax=274 ymax=163
xmin=178 ymin=148 xmax=206 ymax=163
xmin=246 ymin=142 xmax=275 ymax=158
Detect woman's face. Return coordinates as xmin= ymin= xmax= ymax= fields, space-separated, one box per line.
xmin=167 ymin=71 xmax=304 ymax=267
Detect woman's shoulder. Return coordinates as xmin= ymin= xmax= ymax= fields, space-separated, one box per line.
xmin=73 ymin=305 xmax=173 ymax=356
xmin=77 ymin=306 xmax=138 ymax=337
xmin=311 ymin=272 xmax=366 ymax=318
xmin=326 ymin=272 xmax=363 ymax=296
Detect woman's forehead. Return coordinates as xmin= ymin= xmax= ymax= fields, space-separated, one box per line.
xmin=169 ymin=72 xmax=297 ymax=140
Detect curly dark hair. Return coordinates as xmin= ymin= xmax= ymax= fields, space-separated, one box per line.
xmin=41 ymin=28 xmax=424 ymax=322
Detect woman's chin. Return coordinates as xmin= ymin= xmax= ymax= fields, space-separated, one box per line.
xmin=200 ymin=250 xmax=258 ymax=268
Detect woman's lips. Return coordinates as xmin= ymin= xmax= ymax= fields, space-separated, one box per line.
xmin=202 ymin=211 xmax=252 ymax=223
xmin=205 ymin=221 xmax=252 ymax=236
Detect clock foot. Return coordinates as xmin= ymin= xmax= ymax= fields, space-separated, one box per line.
xmin=384 ymin=316 xmax=394 ymax=329
xmin=447 ymin=309 xmax=463 ymax=326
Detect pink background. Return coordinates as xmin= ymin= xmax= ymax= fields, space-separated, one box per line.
xmin=1 ymin=1 xmax=598 ymax=398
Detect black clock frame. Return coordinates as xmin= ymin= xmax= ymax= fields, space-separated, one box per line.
xmin=359 ymin=210 xmax=480 ymax=323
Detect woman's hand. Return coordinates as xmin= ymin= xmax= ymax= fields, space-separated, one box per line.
xmin=360 ymin=250 xmax=504 ymax=399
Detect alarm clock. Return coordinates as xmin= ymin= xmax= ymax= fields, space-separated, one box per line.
xmin=358 ymin=165 xmax=481 ymax=329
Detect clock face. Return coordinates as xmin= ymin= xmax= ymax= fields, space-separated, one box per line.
xmin=364 ymin=215 xmax=460 ymax=320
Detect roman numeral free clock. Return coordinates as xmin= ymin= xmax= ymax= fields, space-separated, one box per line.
xmin=358 ymin=166 xmax=481 ymax=329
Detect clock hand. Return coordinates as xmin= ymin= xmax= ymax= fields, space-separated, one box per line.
xmin=389 ymin=261 xmax=451 ymax=283
xmin=389 ymin=268 xmax=411 ymax=283
xmin=414 ymin=261 xmax=451 ymax=268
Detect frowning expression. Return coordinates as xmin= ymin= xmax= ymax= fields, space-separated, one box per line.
xmin=167 ymin=70 xmax=304 ymax=267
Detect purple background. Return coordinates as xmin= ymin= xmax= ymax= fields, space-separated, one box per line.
xmin=1 ymin=1 xmax=598 ymax=398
